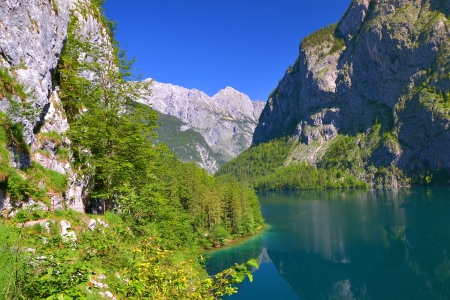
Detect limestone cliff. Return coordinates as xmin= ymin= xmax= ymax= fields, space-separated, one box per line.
xmin=138 ymin=79 xmax=265 ymax=168
xmin=252 ymin=0 xmax=450 ymax=185
xmin=0 ymin=0 xmax=110 ymax=212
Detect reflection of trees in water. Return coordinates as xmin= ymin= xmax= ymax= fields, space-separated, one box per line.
xmin=257 ymin=188 xmax=450 ymax=299
xmin=266 ymin=225 xmax=450 ymax=300
xmin=205 ymin=236 xmax=264 ymax=275
xmin=258 ymin=187 xmax=449 ymax=206
xmin=207 ymin=188 xmax=450 ymax=298
xmin=259 ymin=188 xmax=450 ymax=262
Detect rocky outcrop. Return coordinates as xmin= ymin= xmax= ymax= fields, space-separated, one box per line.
xmin=138 ymin=79 xmax=265 ymax=162
xmin=0 ymin=0 xmax=110 ymax=212
xmin=0 ymin=0 xmax=70 ymax=143
xmin=253 ymin=0 xmax=450 ymax=183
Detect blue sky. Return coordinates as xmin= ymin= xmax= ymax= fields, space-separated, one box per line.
xmin=104 ymin=1 xmax=351 ymax=101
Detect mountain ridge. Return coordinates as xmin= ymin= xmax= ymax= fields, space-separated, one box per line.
xmin=137 ymin=78 xmax=265 ymax=172
xmin=221 ymin=0 xmax=450 ymax=187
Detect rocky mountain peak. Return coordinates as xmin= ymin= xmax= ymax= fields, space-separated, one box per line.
xmin=137 ymin=79 xmax=265 ymax=164
xmin=212 ymin=86 xmax=260 ymax=121
xmin=337 ymin=0 xmax=369 ymax=44
xmin=251 ymin=0 xmax=450 ymax=185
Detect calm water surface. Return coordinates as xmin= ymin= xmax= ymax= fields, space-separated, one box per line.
xmin=206 ymin=188 xmax=450 ymax=300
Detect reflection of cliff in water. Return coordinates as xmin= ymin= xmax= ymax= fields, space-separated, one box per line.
xmin=269 ymin=229 xmax=450 ymax=299
xmin=259 ymin=188 xmax=448 ymax=261
xmin=262 ymin=188 xmax=450 ymax=299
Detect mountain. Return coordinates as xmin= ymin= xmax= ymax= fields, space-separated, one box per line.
xmin=154 ymin=112 xmax=227 ymax=173
xmin=136 ymin=79 xmax=265 ymax=172
xmin=219 ymin=0 xmax=450 ymax=187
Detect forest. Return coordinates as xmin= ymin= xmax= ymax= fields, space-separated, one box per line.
xmin=216 ymin=138 xmax=368 ymax=190
xmin=0 ymin=2 xmax=262 ymax=299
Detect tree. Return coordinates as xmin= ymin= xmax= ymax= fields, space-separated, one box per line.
xmin=58 ymin=13 xmax=157 ymax=211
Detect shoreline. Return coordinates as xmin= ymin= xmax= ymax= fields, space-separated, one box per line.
xmin=203 ymin=224 xmax=269 ymax=254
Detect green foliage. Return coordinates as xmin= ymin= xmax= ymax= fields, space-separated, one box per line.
xmin=2 ymin=153 xmax=67 ymax=205
xmin=0 ymin=115 xmax=12 ymax=182
xmin=300 ymin=23 xmax=345 ymax=55
xmin=0 ymin=66 xmax=37 ymax=123
xmin=56 ymin=147 xmax=70 ymax=162
xmin=414 ymin=81 xmax=450 ymax=117
xmin=382 ymin=131 xmax=399 ymax=145
xmin=0 ymin=112 xmax=28 ymax=154
xmin=7 ymin=171 xmax=46 ymax=203
xmin=38 ymin=131 xmax=63 ymax=146
xmin=58 ymin=12 xmax=157 ymax=209
xmin=255 ymin=163 xmax=368 ymax=190
xmin=4 ymin=162 xmax=67 ymax=206
xmin=1 ymin=211 xmax=258 ymax=300
xmin=57 ymin=8 xmax=264 ymax=249
xmin=0 ymin=222 xmax=24 ymax=299
xmin=415 ymin=168 xmax=450 ymax=186
xmin=25 ymin=163 xmax=68 ymax=194
xmin=20 ymin=235 xmax=91 ymax=299
xmin=320 ymin=135 xmax=357 ymax=171
xmin=320 ymin=125 xmax=382 ymax=169
xmin=217 ymin=137 xmax=293 ymax=183
xmin=0 ymin=3 xmax=264 ymax=299
xmin=51 ymin=0 xmax=59 ymax=15
xmin=0 ymin=67 xmax=27 ymax=101
xmin=0 ymin=70 xmax=48 ymax=203
xmin=217 ymin=137 xmax=368 ymax=190
xmin=117 ymin=237 xmax=258 ymax=299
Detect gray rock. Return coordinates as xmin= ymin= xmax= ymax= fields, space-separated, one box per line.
xmin=195 ymin=144 xmax=220 ymax=173
xmin=0 ymin=0 xmax=70 ymax=145
xmin=0 ymin=0 xmax=113 ymax=212
xmin=253 ymin=0 xmax=450 ymax=184
xmin=60 ymin=220 xmax=77 ymax=246
xmin=88 ymin=219 xmax=96 ymax=231
xmin=137 ymin=79 xmax=265 ymax=163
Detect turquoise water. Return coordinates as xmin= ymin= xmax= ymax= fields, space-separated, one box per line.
xmin=206 ymin=188 xmax=450 ymax=300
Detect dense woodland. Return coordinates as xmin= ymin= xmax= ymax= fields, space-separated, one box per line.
xmin=0 ymin=2 xmax=262 ymax=299
xmin=216 ymin=138 xmax=368 ymax=190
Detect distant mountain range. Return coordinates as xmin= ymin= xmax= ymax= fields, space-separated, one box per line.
xmin=136 ymin=79 xmax=265 ymax=173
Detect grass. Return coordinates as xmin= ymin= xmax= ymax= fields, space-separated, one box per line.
xmin=0 ymin=67 xmax=27 ymax=101
xmin=56 ymin=147 xmax=70 ymax=162
xmin=25 ymin=163 xmax=68 ymax=194
xmin=6 ymin=162 xmax=68 ymax=207
xmin=0 ymin=222 xmax=24 ymax=299
xmin=0 ymin=118 xmax=11 ymax=183
xmin=0 ymin=209 xmax=97 ymax=299
xmin=37 ymin=131 xmax=63 ymax=146
xmin=35 ymin=148 xmax=52 ymax=158
xmin=51 ymin=0 xmax=59 ymax=15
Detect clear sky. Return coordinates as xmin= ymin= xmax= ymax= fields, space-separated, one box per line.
xmin=104 ymin=0 xmax=351 ymax=101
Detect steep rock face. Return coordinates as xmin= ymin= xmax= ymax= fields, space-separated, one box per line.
xmin=253 ymin=0 xmax=450 ymax=182
xmin=0 ymin=0 xmax=73 ymax=211
xmin=138 ymin=79 xmax=265 ymax=162
xmin=0 ymin=0 xmax=109 ymax=212
xmin=0 ymin=0 xmax=70 ymax=143
xmin=154 ymin=112 xmax=227 ymax=174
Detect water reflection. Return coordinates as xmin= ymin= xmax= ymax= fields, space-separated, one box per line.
xmin=208 ymin=188 xmax=450 ymax=300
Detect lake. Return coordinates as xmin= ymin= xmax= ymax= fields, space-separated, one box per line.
xmin=206 ymin=188 xmax=450 ymax=300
